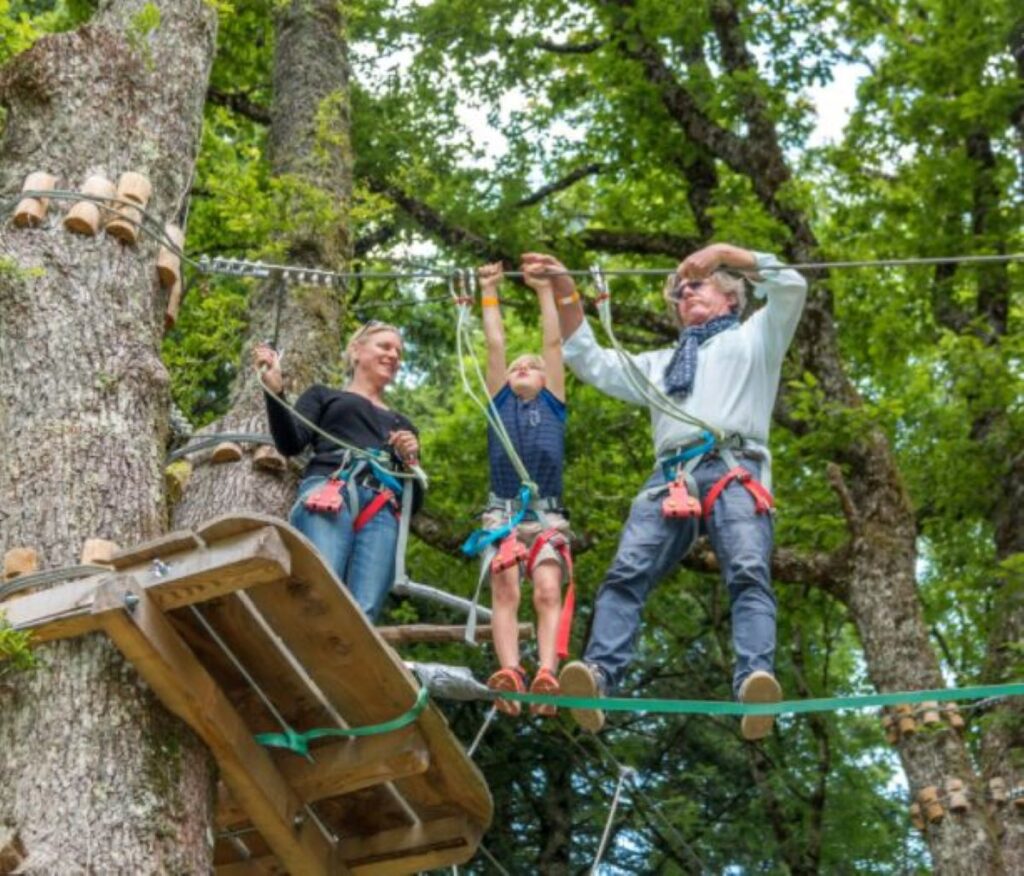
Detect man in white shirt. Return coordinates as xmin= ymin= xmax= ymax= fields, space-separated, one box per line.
xmin=521 ymin=243 xmax=806 ymax=739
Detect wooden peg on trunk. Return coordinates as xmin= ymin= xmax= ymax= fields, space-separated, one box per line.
xmin=988 ymin=777 xmax=1008 ymax=806
xmin=881 ymin=712 xmax=899 ymax=745
xmin=105 ymin=171 xmax=152 ymax=244
xmin=156 ymin=224 xmax=184 ymax=288
xmin=919 ymin=701 xmax=941 ymax=726
xmin=80 ymin=538 xmax=120 ymax=567
xmin=909 ymin=803 xmax=925 ymax=831
xmin=210 ymin=441 xmax=244 ymax=464
xmin=943 ymin=702 xmax=965 ymax=731
xmin=164 ymin=277 xmax=183 ymax=331
xmin=944 ymin=778 xmax=969 ymax=813
xmin=64 ymin=175 xmax=116 ymax=236
xmin=13 ymin=172 xmax=57 ymax=227
xmin=252 ymin=445 xmax=287 ymax=473
xmin=895 ymin=704 xmax=917 ymax=736
xmin=3 ymin=547 xmax=39 ymax=581
xmin=917 ymin=786 xmax=944 ymax=823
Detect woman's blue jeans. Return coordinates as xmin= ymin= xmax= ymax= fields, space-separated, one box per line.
xmin=289 ymin=475 xmax=399 ymax=621
xmin=583 ymin=456 xmax=776 ymax=698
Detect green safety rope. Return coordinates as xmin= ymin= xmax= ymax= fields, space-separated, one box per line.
xmin=501 ymin=681 xmax=1024 ymax=717
xmin=254 ymin=686 xmax=430 ymax=758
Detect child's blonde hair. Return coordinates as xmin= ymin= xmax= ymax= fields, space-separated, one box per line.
xmin=507 ymin=353 xmax=546 ymax=376
xmin=343 ymin=321 xmax=402 ymax=378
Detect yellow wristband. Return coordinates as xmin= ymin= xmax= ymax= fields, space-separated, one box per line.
xmin=558 ymin=292 xmax=581 ymax=307
xmin=481 ymin=296 xmax=500 ymax=307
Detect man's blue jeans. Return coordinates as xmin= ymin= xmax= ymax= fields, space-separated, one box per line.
xmin=289 ymin=475 xmax=398 ymax=621
xmin=583 ymin=456 xmax=776 ymax=697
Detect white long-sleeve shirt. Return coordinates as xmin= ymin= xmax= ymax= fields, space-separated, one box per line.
xmin=562 ymin=252 xmax=807 ymax=460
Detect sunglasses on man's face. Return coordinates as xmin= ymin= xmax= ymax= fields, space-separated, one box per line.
xmin=668 ymin=279 xmax=708 ymax=301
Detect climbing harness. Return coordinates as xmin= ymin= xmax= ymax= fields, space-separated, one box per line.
xmin=525 ymin=528 xmax=576 ymax=661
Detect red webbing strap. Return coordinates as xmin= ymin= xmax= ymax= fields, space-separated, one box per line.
xmin=702 ymin=467 xmax=774 ymax=517
xmin=353 ymin=488 xmax=394 ymax=532
xmin=526 ymin=529 xmax=576 ymax=660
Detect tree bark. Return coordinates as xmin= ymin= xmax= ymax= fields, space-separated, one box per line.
xmin=172 ymin=0 xmax=351 ymax=531
xmin=0 ymin=1 xmax=217 ymax=870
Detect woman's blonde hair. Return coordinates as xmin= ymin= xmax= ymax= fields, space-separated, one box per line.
xmin=343 ymin=321 xmax=402 ymax=379
xmin=662 ymin=270 xmax=747 ymax=328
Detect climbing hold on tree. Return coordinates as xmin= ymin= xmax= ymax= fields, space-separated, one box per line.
xmin=80 ymin=538 xmax=120 ymax=567
xmin=943 ymin=702 xmax=965 ymax=731
xmin=105 ymin=171 xmax=152 ymax=244
xmin=989 ymin=777 xmax=1008 ymax=806
xmin=64 ymin=175 xmax=116 ymax=236
xmin=165 ymin=277 xmax=183 ymax=330
xmin=210 ymin=441 xmax=244 ymax=464
xmin=895 ymin=704 xmax=917 ymax=736
xmin=909 ymin=802 xmax=925 ymax=831
xmin=252 ymin=445 xmax=287 ymax=473
xmin=945 ymin=778 xmax=969 ymax=813
xmin=13 ymin=172 xmax=57 ymax=227
xmin=2 ymin=547 xmax=39 ymax=581
xmin=917 ymin=786 xmax=944 ymax=823
xmin=881 ymin=711 xmax=899 ymax=745
xmin=918 ymin=701 xmax=942 ymax=726
xmin=157 ymin=224 xmax=184 ymax=288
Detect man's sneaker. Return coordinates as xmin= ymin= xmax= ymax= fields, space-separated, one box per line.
xmin=739 ymin=671 xmax=782 ymax=741
xmin=559 ymin=661 xmax=606 ymax=733
xmin=487 ymin=666 xmax=528 ymax=717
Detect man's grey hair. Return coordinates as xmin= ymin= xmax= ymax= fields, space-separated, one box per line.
xmin=663 ymin=269 xmax=748 ymax=328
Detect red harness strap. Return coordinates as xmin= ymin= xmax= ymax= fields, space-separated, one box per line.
xmin=352 ymin=488 xmax=395 ymax=532
xmin=491 ymin=533 xmax=530 ymax=574
xmin=702 ymin=467 xmax=774 ymax=517
xmin=526 ymin=529 xmax=576 ymax=660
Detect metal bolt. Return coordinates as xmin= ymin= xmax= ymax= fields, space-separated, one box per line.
xmin=150 ymin=559 xmax=169 ymax=578
xmin=123 ymin=592 xmax=140 ymax=612
xmin=292 ymin=812 xmax=306 ymax=830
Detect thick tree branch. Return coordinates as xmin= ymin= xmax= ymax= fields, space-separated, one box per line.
xmin=206 ymin=86 xmax=272 ymax=125
xmin=578 ymin=227 xmax=699 ymax=257
xmin=353 ymin=223 xmax=398 ymax=257
xmin=535 ymin=38 xmax=608 ymax=55
xmin=513 ymin=162 xmax=604 ymax=207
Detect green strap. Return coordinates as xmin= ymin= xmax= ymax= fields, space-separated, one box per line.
xmin=255 ymin=687 xmax=430 ymax=757
xmin=502 ymin=682 xmax=1024 ymax=717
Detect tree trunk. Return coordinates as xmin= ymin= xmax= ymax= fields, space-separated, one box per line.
xmin=172 ymin=0 xmax=350 ymax=530
xmin=0 ymin=1 xmax=217 ymax=871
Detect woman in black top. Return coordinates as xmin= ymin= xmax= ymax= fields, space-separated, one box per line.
xmin=253 ymin=322 xmax=420 ymax=620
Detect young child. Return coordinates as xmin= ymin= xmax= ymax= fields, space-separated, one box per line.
xmin=477 ymin=260 xmax=572 ymax=717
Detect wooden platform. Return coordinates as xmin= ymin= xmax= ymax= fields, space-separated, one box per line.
xmin=2 ymin=514 xmax=493 ymax=874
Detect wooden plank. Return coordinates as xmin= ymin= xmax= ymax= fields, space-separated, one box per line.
xmin=109 ymin=529 xmax=206 ymax=569
xmin=195 ymin=515 xmax=492 ymax=831
xmin=5 ymin=527 xmax=291 ymax=643
xmin=217 ymin=727 xmax=430 ymax=828
xmin=218 ymin=817 xmax=481 ymax=876
xmin=377 ymin=622 xmax=534 ymax=645
xmin=338 ymin=815 xmax=482 ymax=874
xmin=91 ymin=577 xmax=345 ymax=876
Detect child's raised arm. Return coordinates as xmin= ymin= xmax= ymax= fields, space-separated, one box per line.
xmin=478 ymin=262 xmax=507 ymax=397
xmin=522 ymin=262 xmax=566 ymax=402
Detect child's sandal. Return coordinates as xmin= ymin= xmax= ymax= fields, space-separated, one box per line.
xmin=529 ymin=667 xmax=560 ymax=717
xmin=487 ymin=666 xmax=529 ymax=717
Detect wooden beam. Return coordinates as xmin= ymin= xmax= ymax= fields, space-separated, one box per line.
xmin=218 ymin=816 xmax=482 ymax=876
xmin=217 ymin=727 xmax=431 ymax=828
xmin=5 ymin=527 xmax=291 ymax=644
xmin=338 ymin=815 xmax=482 ymax=874
xmin=91 ymin=577 xmax=345 ymax=876
xmin=377 ymin=622 xmax=534 ymax=645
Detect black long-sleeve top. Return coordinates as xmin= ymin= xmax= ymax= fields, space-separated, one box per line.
xmin=265 ymin=384 xmax=423 ymax=509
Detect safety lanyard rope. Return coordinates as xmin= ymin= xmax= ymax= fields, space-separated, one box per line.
xmin=590 ymin=266 xmax=724 ymax=441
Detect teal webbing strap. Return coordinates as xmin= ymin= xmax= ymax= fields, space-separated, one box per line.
xmin=501 ymin=682 xmax=1024 ymax=716
xmin=254 ymin=687 xmax=430 ymax=757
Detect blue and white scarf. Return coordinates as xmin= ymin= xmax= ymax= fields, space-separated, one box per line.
xmin=663 ymin=314 xmax=738 ymax=397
